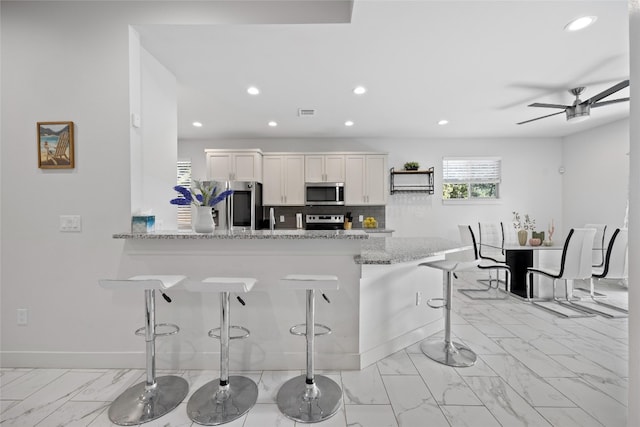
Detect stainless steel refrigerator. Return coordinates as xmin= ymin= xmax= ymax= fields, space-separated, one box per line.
xmin=213 ymin=181 xmax=263 ymax=231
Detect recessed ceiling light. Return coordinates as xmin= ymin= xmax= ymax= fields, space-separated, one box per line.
xmin=192 ymin=121 xmax=203 ymax=127
xmin=247 ymin=86 xmax=260 ymax=95
xmin=345 ymin=120 xmax=354 ymax=127
xmin=353 ymin=86 xmax=367 ymax=95
xmin=268 ymin=121 xmax=278 ymax=127
xmin=564 ymin=16 xmax=597 ymax=32
xmin=438 ymin=119 xmax=449 ymax=125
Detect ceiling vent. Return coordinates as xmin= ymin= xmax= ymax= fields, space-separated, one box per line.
xmin=298 ymin=108 xmax=316 ymax=117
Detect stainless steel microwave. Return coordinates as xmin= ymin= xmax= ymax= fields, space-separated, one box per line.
xmin=305 ymin=182 xmax=345 ymax=206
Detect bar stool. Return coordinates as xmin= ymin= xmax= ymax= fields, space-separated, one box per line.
xmin=276 ymin=274 xmax=342 ymax=423
xmin=419 ymin=260 xmax=479 ymax=367
xmin=98 ymin=275 xmax=189 ymax=426
xmin=185 ymin=277 xmax=258 ymax=426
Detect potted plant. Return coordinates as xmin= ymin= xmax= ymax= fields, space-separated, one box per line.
xmin=170 ymin=180 xmax=233 ymax=233
xmin=513 ymin=211 xmax=536 ymax=246
xmin=404 ymin=161 xmax=420 ymax=171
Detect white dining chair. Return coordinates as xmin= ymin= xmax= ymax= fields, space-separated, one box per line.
xmin=573 ymin=223 xmax=608 ymax=299
xmin=572 ymin=228 xmax=628 ymax=317
xmin=457 ymin=224 xmax=511 ymax=299
xmin=526 ymin=228 xmax=597 ymax=318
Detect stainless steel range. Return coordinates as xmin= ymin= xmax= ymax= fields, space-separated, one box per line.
xmin=305 ymin=214 xmax=344 ymax=230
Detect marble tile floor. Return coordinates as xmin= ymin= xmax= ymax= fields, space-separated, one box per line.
xmin=0 ymin=275 xmax=628 ymax=426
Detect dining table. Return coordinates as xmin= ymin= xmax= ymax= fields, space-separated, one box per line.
xmin=482 ymin=242 xmax=564 ymax=298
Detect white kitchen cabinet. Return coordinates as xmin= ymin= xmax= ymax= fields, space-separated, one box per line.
xmin=304 ymin=154 xmax=345 ymax=182
xmin=205 ymin=149 xmax=262 ymax=182
xmin=345 ymin=154 xmax=388 ymax=205
xmin=262 ymin=154 xmax=305 ymax=205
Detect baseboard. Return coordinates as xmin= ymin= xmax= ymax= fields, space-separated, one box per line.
xmin=359 ymin=320 xmax=442 ymax=369
xmin=0 ymin=350 xmax=361 ymax=371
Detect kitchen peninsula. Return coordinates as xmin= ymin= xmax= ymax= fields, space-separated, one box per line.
xmin=113 ymin=230 xmax=464 ymax=370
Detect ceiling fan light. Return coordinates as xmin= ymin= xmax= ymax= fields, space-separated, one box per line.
xmin=566 ymin=104 xmax=591 ymax=123
xmin=567 ymin=114 xmax=590 ymax=123
xmin=564 ymin=16 xmax=597 ymax=32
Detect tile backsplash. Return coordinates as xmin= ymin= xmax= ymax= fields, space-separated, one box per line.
xmin=264 ymin=205 xmax=386 ymax=229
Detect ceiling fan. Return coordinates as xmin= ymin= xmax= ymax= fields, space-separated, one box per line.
xmin=517 ymin=79 xmax=630 ymax=125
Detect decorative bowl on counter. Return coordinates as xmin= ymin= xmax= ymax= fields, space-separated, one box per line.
xmin=529 ymin=238 xmax=542 ymax=246
xmin=363 ymin=217 xmax=378 ymax=228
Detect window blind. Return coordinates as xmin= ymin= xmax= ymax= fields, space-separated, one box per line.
xmin=176 ymin=160 xmax=192 ymax=228
xmin=442 ymin=158 xmax=501 ymax=183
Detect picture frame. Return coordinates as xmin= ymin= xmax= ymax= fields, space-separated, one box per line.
xmin=37 ymin=121 xmax=74 ymax=169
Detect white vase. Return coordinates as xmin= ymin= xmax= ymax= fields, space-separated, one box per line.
xmin=193 ymin=206 xmax=215 ymax=233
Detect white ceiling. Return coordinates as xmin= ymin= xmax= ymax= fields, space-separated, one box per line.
xmin=136 ymin=0 xmax=630 ymax=141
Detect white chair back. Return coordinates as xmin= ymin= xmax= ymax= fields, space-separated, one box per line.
xmin=559 ymin=228 xmax=597 ymax=280
xmin=458 ymin=225 xmax=479 ymax=262
xmin=584 ymin=223 xmax=607 ymax=267
xmin=478 ymin=222 xmax=505 ymax=262
xmin=602 ymin=228 xmax=628 ymax=279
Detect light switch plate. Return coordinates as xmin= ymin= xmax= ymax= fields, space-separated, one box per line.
xmin=279 ymin=215 xmax=285 ymax=223
xmin=60 ymin=215 xmax=81 ymax=232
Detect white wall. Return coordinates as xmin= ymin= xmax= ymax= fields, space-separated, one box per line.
xmin=0 ymin=1 xmax=352 ymax=367
xmin=180 ymin=137 xmax=564 ymax=240
xmin=562 ymin=118 xmax=629 ymax=230
xmin=140 ymin=46 xmax=178 ymax=229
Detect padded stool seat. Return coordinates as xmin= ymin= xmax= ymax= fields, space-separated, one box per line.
xmin=280 ymin=274 xmax=339 ymax=291
xmin=185 ymin=277 xmax=258 ymax=426
xmin=188 ymin=277 xmax=257 ymax=293
xmin=99 ymin=275 xmax=186 ymax=291
xmin=98 ymin=275 xmax=189 ymax=426
xmin=276 ymin=274 xmax=341 ymax=423
xmin=419 ymin=260 xmax=478 ymax=367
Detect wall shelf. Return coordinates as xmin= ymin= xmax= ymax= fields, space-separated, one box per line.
xmin=390 ymin=167 xmax=434 ymax=194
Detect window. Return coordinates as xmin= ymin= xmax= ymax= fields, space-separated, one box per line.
xmin=442 ymin=157 xmax=501 ymax=201
xmin=176 ymin=160 xmax=192 ymax=228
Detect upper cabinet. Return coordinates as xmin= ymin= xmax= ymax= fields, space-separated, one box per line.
xmin=205 ymin=149 xmax=263 ymax=182
xmin=304 ymin=154 xmax=345 ymax=182
xmin=345 ymin=154 xmax=388 ymax=205
xmin=204 ymin=149 xmax=387 ymax=206
xmin=262 ymin=154 xmax=305 ymax=206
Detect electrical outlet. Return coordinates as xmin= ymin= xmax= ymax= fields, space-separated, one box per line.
xmin=279 ymin=215 xmax=285 ymax=223
xmin=59 ymin=215 xmax=81 ymax=232
xmin=415 ymin=292 xmax=422 ymax=306
xmin=17 ymin=308 xmax=28 ymax=326
xmin=359 ymin=215 xmax=364 ymax=222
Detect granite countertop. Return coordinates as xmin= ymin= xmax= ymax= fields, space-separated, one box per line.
xmin=363 ymin=228 xmax=395 ymax=233
xmin=113 ymin=229 xmax=369 ymax=240
xmin=356 ymin=237 xmax=467 ymax=264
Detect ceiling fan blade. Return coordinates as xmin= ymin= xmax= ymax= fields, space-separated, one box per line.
xmin=584 ymin=80 xmax=630 ymax=105
xmin=528 ymin=102 xmax=569 ymax=109
xmin=591 ymin=97 xmax=630 ymax=108
xmin=516 ymin=111 xmax=565 ymax=125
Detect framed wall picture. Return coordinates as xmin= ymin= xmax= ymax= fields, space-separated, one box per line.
xmin=37 ymin=121 xmax=74 ymax=169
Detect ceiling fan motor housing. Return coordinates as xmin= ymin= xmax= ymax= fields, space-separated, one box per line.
xmin=566 ymin=103 xmax=591 ymax=122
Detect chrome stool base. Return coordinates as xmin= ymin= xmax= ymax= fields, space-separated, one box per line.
xmin=187 ymin=376 xmax=258 ymax=425
xmin=108 ymin=375 xmax=189 ymax=426
xmin=277 ymin=374 xmax=342 ymax=423
xmin=420 ymin=340 xmax=477 ymax=368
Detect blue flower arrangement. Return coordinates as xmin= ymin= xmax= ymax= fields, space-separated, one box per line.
xmin=170 ymin=180 xmax=233 ymax=207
